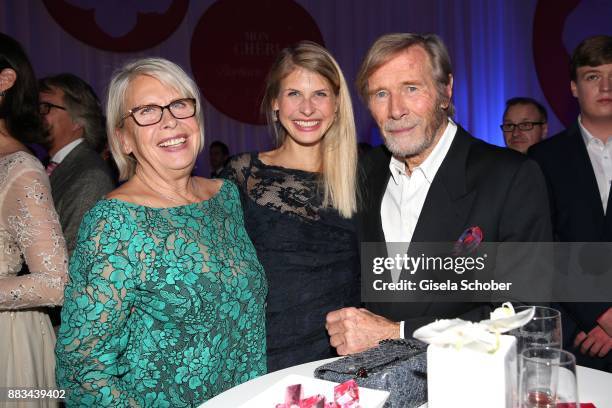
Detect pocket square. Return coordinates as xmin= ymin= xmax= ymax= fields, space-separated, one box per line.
xmin=453 ymin=226 xmax=483 ymax=255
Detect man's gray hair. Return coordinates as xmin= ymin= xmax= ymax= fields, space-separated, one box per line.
xmin=39 ymin=73 xmax=106 ymax=152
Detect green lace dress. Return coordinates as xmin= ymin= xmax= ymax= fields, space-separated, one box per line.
xmin=55 ymin=181 xmax=267 ymax=407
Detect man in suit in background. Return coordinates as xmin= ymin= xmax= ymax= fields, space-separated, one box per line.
xmin=209 ymin=140 xmax=229 ymax=178
xmin=501 ymin=97 xmax=548 ymax=153
xmin=326 ymin=33 xmax=552 ymax=355
xmin=529 ymin=35 xmax=612 ymax=371
xmin=39 ymin=74 xmax=115 ymax=255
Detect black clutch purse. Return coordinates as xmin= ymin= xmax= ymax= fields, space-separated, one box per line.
xmin=314 ymin=339 xmax=427 ymax=408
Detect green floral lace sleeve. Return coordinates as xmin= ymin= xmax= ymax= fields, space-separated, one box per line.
xmin=56 ymin=181 xmax=267 ymax=407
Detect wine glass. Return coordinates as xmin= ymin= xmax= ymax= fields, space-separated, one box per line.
xmin=518 ymin=347 xmax=579 ymax=408
xmin=509 ymin=306 xmax=562 ymax=356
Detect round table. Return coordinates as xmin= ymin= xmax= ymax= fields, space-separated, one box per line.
xmin=201 ymin=358 xmax=612 ymax=407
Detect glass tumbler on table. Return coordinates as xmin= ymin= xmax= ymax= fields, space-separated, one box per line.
xmin=518 ymin=347 xmax=579 ymax=408
xmin=509 ymin=306 xmax=562 ymax=355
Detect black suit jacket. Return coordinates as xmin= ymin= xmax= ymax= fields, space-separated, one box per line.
xmin=529 ymin=122 xmax=611 ymax=335
xmin=360 ymin=126 xmax=552 ymax=337
xmin=50 ymin=142 xmax=115 ymax=254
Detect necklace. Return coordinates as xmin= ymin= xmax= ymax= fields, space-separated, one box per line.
xmin=135 ymin=171 xmax=195 ymax=205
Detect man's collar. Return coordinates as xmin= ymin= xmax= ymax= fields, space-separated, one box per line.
xmin=51 ymin=138 xmax=84 ymax=163
xmin=388 ymin=156 xmax=405 ymax=184
xmin=578 ymin=115 xmax=612 ymax=145
xmin=388 ymin=119 xmax=457 ymax=185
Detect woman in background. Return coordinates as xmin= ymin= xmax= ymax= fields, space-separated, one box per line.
xmin=0 ymin=33 xmax=68 ymax=405
xmin=55 ymin=58 xmax=267 ymax=406
xmin=222 ymin=41 xmax=360 ymax=371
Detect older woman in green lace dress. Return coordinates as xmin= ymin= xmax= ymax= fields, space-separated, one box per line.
xmin=55 ymin=58 xmax=267 ymax=407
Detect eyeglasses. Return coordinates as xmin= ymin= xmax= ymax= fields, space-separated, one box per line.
xmin=121 ymin=98 xmax=196 ymax=127
xmin=500 ymin=121 xmax=545 ymax=132
xmin=39 ymin=102 xmax=67 ymax=115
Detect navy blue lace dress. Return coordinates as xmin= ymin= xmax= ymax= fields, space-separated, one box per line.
xmin=221 ymin=152 xmax=359 ymax=372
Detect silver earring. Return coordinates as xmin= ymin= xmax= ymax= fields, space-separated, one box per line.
xmin=273 ymin=110 xmax=279 ymax=122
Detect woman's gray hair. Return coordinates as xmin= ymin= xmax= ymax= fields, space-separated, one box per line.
xmin=106 ymin=57 xmax=205 ymax=181
xmin=356 ymin=33 xmax=455 ymax=117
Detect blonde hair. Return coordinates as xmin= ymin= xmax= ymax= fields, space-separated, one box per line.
xmin=106 ymin=58 xmax=205 ymax=181
xmin=261 ymin=41 xmax=357 ymax=218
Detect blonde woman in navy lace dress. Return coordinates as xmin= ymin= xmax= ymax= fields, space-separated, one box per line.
xmin=221 ymin=41 xmax=360 ymax=372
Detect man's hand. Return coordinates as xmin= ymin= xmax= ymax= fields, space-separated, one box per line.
xmin=326 ymin=307 xmax=400 ymax=355
xmin=574 ymin=326 xmax=612 ymax=358
xmin=596 ymin=307 xmax=612 ymax=337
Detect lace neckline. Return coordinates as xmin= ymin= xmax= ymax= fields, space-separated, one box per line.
xmin=251 ymin=152 xmax=319 ymax=177
xmin=106 ymin=179 xmax=228 ymax=210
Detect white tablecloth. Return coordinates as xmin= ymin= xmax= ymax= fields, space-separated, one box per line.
xmin=201 ymin=358 xmax=612 ymax=407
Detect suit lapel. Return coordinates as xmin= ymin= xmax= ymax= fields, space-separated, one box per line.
xmin=50 ymin=143 xmax=83 ymax=178
xmin=409 ymin=128 xmax=478 ymax=321
xmin=364 ymin=149 xmax=392 ymax=243
xmin=569 ymin=124 xmax=603 ymax=212
xmin=49 ymin=142 xmax=87 ymax=192
xmin=412 ymin=127 xmax=476 ymax=242
xmin=565 ymin=124 xmax=607 ymax=234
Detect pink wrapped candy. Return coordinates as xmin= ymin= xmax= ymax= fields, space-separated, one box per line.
xmin=285 ymin=384 xmax=304 ymax=407
xmin=275 ymin=379 xmax=360 ymax=408
xmin=300 ymin=394 xmax=326 ymax=408
xmin=334 ymin=379 xmax=360 ymax=408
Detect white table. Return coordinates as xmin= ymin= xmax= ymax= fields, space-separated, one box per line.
xmin=201 ymin=358 xmax=612 ymax=407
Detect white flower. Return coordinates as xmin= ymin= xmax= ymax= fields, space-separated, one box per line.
xmin=413 ymin=303 xmax=535 ymax=353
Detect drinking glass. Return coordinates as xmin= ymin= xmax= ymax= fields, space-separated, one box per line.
xmin=518 ymin=347 xmax=579 ymax=408
xmin=509 ymin=306 xmax=562 ymax=355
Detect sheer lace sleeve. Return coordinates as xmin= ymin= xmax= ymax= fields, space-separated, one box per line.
xmin=56 ymin=201 xmax=138 ymax=406
xmin=219 ymin=153 xmax=252 ymax=206
xmin=0 ymin=153 xmax=68 ymax=309
xmin=219 ymin=153 xmax=252 ymax=188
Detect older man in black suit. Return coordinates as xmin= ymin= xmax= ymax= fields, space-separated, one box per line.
xmin=39 ymin=74 xmax=116 ymax=255
xmin=529 ymin=35 xmax=612 ymax=371
xmin=326 ymin=33 xmax=552 ymax=355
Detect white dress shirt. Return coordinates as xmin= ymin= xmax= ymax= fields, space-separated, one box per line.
xmin=50 ymin=138 xmax=84 ymax=164
xmin=380 ymin=120 xmax=457 ymax=338
xmin=381 ymin=119 xmax=457 ymax=242
xmin=579 ymin=117 xmax=612 ymax=214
